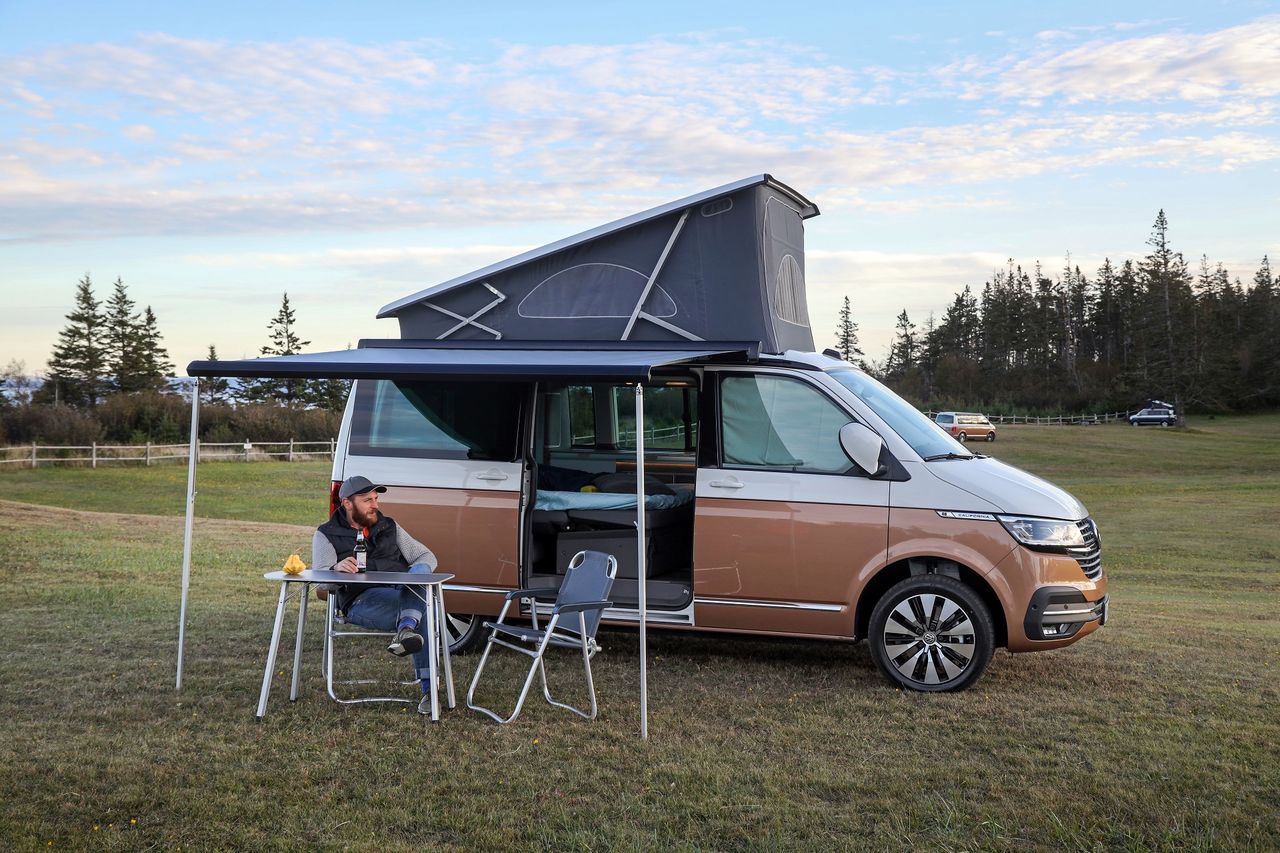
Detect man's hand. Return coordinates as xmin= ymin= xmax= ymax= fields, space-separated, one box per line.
xmin=335 ymin=557 xmax=359 ymax=574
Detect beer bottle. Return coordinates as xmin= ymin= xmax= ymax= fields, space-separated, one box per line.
xmin=354 ymin=529 xmax=367 ymax=571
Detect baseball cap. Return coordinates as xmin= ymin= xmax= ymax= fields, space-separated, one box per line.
xmin=338 ymin=475 xmax=387 ymax=501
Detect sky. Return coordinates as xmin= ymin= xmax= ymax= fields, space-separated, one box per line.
xmin=2 ymin=0 xmax=1278 ymax=374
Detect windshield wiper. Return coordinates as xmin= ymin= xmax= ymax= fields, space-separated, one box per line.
xmin=923 ymin=452 xmax=975 ymax=461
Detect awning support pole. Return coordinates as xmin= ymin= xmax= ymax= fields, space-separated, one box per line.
xmin=176 ymin=379 xmax=200 ymax=690
xmin=635 ymin=383 xmax=648 ymax=740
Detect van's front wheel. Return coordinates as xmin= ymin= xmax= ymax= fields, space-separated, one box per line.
xmin=868 ymin=575 xmax=994 ymax=692
xmin=442 ymin=613 xmax=486 ymax=654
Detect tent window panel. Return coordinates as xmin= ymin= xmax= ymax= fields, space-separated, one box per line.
xmin=720 ymin=375 xmax=853 ymax=474
xmin=350 ymin=379 xmax=523 ymax=461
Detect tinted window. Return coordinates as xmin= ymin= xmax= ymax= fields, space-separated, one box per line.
xmin=936 ymin=414 xmax=953 ymax=424
xmin=720 ymin=374 xmax=854 ymax=474
xmin=350 ymin=379 xmax=523 ymax=461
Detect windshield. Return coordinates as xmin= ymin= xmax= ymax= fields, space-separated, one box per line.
xmin=827 ymin=369 xmax=971 ymax=460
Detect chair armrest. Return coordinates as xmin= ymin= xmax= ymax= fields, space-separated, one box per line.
xmin=553 ymin=599 xmax=613 ymax=615
xmin=504 ymin=586 xmax=561 ymax=601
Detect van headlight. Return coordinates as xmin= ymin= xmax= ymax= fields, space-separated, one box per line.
xmin=997 ymin=515 xmax=1085 ymax=551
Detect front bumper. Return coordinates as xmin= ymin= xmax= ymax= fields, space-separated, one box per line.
xmin=1024 ymin=587 xmax=1109 ymax=641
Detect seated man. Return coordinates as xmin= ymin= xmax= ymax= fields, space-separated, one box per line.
xmin=312 ymin=475 xmax=439 ymax=714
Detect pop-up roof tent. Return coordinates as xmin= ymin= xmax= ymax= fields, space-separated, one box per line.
xmin=180 ymin=175 xmax=822 ymax=737
xmin=377 ymin=174 xmax=818 ymax=353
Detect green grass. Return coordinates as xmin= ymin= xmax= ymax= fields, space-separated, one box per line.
xmin=1 ymin=416 xmax=1278 ymax=849
xmin=0 ymin=458 xmax=331 ymax=525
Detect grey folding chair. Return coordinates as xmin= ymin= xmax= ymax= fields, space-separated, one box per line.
xmin=467 ymin=550 xmax=617 ymax=724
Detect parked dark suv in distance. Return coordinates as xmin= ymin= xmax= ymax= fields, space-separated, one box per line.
xmin=1128 ymin=406 xmax=1177 ymax=427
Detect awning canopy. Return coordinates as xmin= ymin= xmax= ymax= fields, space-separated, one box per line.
xmin=186 ymin=339 xmax=759 ymax=382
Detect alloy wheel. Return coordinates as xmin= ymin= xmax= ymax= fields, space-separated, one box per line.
xmin=881 ymin=592 xmax=977 ymax=686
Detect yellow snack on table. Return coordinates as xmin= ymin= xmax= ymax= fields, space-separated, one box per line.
xmin=282 ymin=553 xmax=306 ymax=574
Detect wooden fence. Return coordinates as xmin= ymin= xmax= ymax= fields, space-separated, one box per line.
xmin=921 ymin=411 xmax=1134 ymax=425
xmin=0 ymin=439 xmax=337 ymax=469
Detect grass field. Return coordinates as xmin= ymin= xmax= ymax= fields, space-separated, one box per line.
xmin=1 ymin=414 xmax=1277 ymax=850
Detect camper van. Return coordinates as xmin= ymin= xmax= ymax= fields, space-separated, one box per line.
xmin=193 ymin=175 xmax=1107 ymax=692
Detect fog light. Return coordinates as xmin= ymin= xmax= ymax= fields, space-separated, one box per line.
xmin=1042 ymin=624 xmax=1062 ymax=636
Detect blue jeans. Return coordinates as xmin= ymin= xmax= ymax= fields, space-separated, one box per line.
xmin=344 ymin=563 xmax=433 ymax=682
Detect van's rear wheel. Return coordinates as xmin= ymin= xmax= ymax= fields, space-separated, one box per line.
xmin=868 ymin=575 xmax=993 ymax=692
xmin=957 ymin=431 xmax=968 ymax=442
xmin=443 ymin=613 xmax=486 ymax=654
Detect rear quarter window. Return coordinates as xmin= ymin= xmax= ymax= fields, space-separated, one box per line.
xmin=349 ymin=379 xmax=524 ymax=461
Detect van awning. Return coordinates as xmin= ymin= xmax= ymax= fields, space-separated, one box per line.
xmin=186 ymin=339 xmax=759 ymax=382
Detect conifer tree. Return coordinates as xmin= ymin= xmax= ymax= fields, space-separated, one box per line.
xmin=243 ymin=293 xmax=311 ymax=406
xmin=136 ymin=306 xmax=174 ymax=391
xmin=45 ymin=274 xmax=108 ymax=407
xmin=885 ymin=310 xmax=918 ymax=376
xmin=833 ymin=295 xmax=864 ymax=363
xmin=202 ymin=344 xmax=233 ymax=405
xmin=103 ymin=277 xmax=148 ymax=393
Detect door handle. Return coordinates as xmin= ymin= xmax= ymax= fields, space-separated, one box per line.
xmin=708 ymin=476 xmax=745 ymax=489
xmin=475 ymin=470 xmax=509 ymax=481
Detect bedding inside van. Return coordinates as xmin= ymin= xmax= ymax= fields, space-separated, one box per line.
xmin=535 ymin=488 xmax=694 ymax=511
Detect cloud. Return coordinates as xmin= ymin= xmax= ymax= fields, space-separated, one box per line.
xmin=996 ymin=16 xmax=1280 ymax=103
xmin=0 ymin=20 xmax=1277 ymax=243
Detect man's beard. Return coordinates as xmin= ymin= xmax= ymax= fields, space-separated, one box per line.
xmin=349 ymin=505 xmax=379 ymax=528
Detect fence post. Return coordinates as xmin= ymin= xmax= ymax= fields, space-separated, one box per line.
xmin=31 ymin=442 xmax=37 ymax=469
xmin=330 ymin=437 xmax=335 ymax=459
xmin=146 ymin=442 xmax=151 ymax=466
xmin=92 ymin=442 xmax=97 ymax=469
xmin=288 ymin=438 xmax=294 ymax=463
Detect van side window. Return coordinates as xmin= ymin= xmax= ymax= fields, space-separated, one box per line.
xmin=349 ymin=380 xmax=523 ymax=461
xmin=719 ymin=374 xmax=854 ymax=475
xmin=613 ymin=385 xmax=698 ymax=451
xmin=567 ymin=385 xmax=595 ymax=446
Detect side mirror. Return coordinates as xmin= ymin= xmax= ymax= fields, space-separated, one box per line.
xmin=839 ymin=422 xmax=887 ymax=476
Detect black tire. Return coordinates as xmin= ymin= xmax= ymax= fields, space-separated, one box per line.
xmin=868 ymin=574 xmax=994 ymax=692
xmin=985 ymin=432 xmax=996 ymax=442
xmin=957 ymin=431 xmax=968 ymax=442
xmin=442 ymin=612 xmax=486 ymax=654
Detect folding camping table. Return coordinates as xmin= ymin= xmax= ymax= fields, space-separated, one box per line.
xmin=256 ymin=569 xmax=456 ymax=721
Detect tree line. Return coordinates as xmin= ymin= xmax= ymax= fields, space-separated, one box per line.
xmin=1 ymin=278 xmax=347 ymax=446
xmin=838 ymin=211 xmax=1279 ymax=414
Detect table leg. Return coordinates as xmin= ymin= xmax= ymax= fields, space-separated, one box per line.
xmin=289 ymin=582 xmax=310 ymax=701
xmin=437 ymin=587 xmax=456 ymax=709
xmin=422 ymin=587 xmax=440 ymax=721
xmin=256 ymin=582 xmax=290 ymax=720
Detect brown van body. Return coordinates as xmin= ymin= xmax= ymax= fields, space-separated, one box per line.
xmin=335 ymin=355 xmax=1107 ymax=691
xmin=379 ymin=487 xmax=1105 ymax=653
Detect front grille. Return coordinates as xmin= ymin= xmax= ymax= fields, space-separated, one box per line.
xmin=1070 ymin=518 xmax=1103 ymax=579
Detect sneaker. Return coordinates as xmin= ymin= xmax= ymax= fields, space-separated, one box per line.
xmin=417 ymin=688 xmax=435 ymax=716
xmin=387 ymin=626 xmax=423 ymax=657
